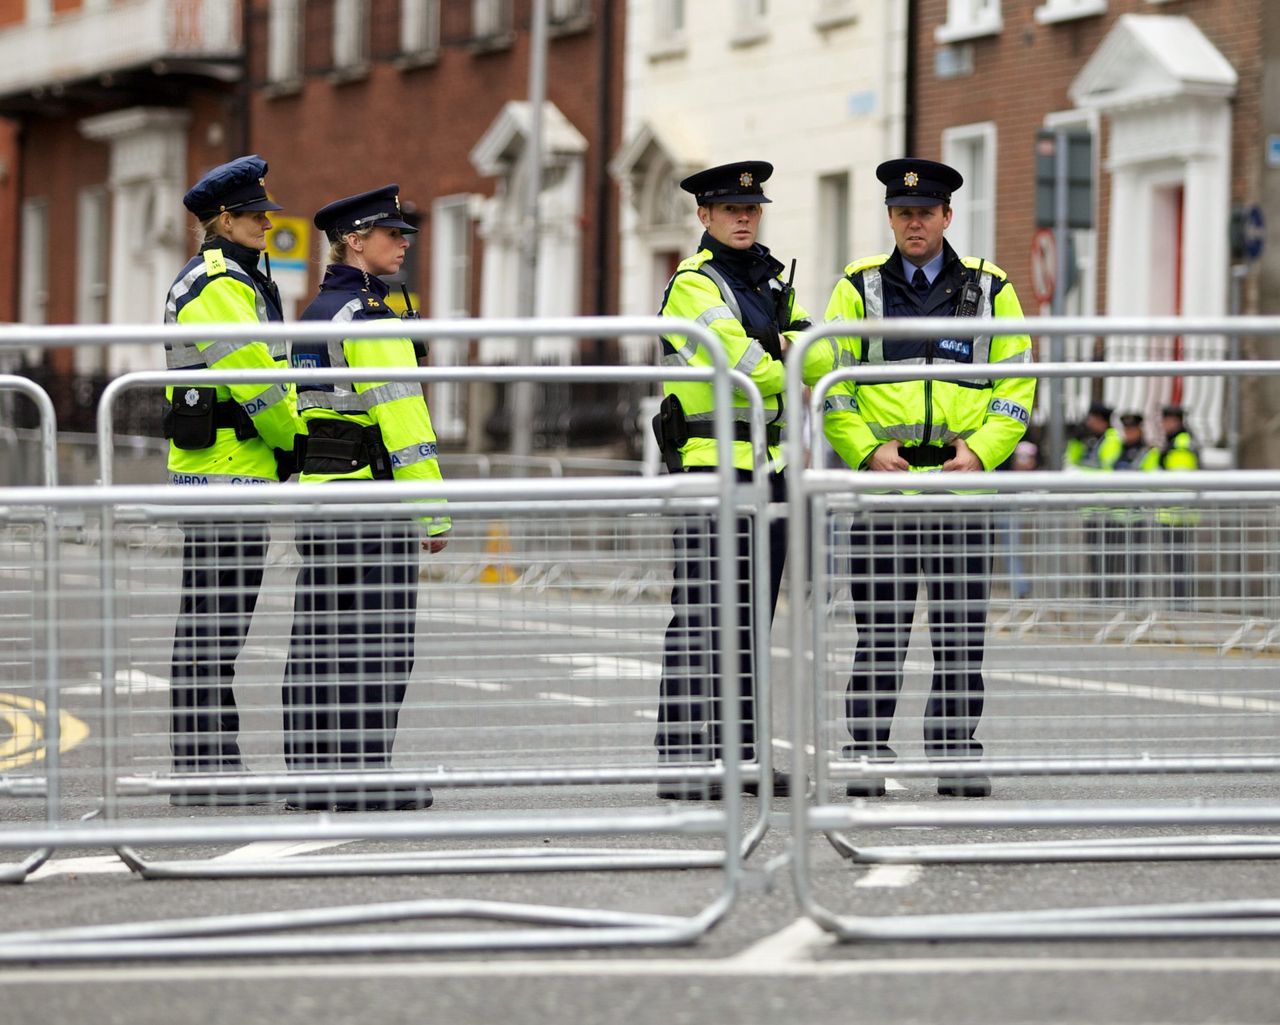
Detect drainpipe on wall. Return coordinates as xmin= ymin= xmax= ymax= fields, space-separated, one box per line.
xmin=591 ymin=0 xmax=614 ymax=361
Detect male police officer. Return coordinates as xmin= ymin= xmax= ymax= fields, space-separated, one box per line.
xmin=164 ymin=155 xmax=304 ymax=803
xmin=1157 ymin=405 xmax=1200 ymax=604
xmin=818 ymin=158 xmax=1034 ymax=799
xmin=653 ymin=160 xmax=810 ymax=800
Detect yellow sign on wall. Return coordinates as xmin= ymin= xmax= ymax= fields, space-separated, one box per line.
xmin=266 ymin=217 xmax=310 ymax=271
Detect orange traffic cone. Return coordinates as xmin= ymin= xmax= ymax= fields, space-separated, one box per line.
xmin=479 ymin=523 xmax=519 ymax=584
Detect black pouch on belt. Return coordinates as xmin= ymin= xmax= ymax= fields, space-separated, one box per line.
xmin=300 ymin=419 xmax=366 ymax=474
xmin=163 ymin=386 xmax=218 ymax=450
xmin=652 ymin=394 xmax=690 ymax=474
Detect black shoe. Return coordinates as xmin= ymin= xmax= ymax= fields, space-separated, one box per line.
xmin=285 ymin=794 xmax=335 ymax=812
xmin=845 ymin=777 xmax=887 ymax=798
xmin=656 ymin=780 xmax=724 ymax=801
xmin=937 ymin=775 xmax=991 ymax=798
xmin=333 ymin=788 xmax=434 ymax=812
xmin=743 ymin=770 xmax=794 ymax=797
xmin=169 ymin=759 xmax=272 ymax=806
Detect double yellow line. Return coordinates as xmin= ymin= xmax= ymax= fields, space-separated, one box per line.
xmin=0 ymin=692 xmax=90 ymax=772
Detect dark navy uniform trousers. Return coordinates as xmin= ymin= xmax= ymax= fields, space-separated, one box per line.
xmin=654 ymin=470 xmax=787 ymax=763
xmin=845 ymin=515 xmax=992 ymax=759
xmin=169 ymin=522 xmax=267 ymax=772
xmin=283 ymin=520 xmax=419 ymax=770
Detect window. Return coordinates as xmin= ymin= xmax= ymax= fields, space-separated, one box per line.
xmin=473 ymin=0 xmax=512 ymax=39
xmin=549 ymin=0 xmax=589 ymax=23
xmin=400 ymin=0 xmax=440 ymax=56
xmin=1034 ymin=0 xmax=1105 ymax=23
xmin=25 ymin=0 xmax=51 ymax=25
xmin=942 ymin=122 xmax=996 ymax=261
xmin=267 ymin=0 xmax=302 ymax=84
xmin=430 ymin=195 xmax=475 ymax=441
xmin=20 ymin=199 xmax=49 ymax=325
xmin=650 ymin=0 xmax=686 ymax=58
xmin=77 ymin=188 xmax=110 ymax=325
xmin=817 ymin=173 xmax=852 ymax=289
xmin=935 ymin=0 xmax=1001 ymax=44
xmin=732 ymin=0 xmax=768 ymax=45
xmin=814 ymin=0 xmax=857 ymax=30
xmin=332 ymin=0 xmax=370 ymax=72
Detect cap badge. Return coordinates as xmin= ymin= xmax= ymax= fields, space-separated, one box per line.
xmin=394 ymin=195 xmax=401 ymax=212
xmin=739 ymin=172 xmax=753 ymax=187
xmin=904 ymin=171 xmax=919 ymax=187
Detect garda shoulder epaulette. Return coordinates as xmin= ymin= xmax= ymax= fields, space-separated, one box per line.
xmin=961 ymin=256 xmax=1007 ymax=280
xmin=677 ymin=249 xmax=714 ymax=273
xmin=202 ymin=249 xmax=228 ymax=277
xmin=845 ymin=254 xmax=890 ymax=277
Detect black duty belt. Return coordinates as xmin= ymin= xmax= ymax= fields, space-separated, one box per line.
xmin=900 ymin=444 xmax=956 ymax=468
xmin=685 ymin=422 xmax=782 ymax=447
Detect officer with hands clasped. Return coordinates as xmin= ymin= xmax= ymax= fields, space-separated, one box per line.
xmin=818 ymin=158 xmax=1034 ymax=799
xmin=283 ymin=185 xmax=449 ymax=812
xmin=164 ymin=155 xmax=306 ymax=804
xmin=652 ymin=160 xmax=812 ymax=800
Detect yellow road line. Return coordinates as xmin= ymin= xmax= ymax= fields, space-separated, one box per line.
xmin=0 ymin=692 xmax=90 ymax=771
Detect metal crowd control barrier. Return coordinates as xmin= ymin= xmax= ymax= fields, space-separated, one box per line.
xmin=787 ymin=316 xmax=1280 ymax=940
xmin=0 ymin=316 xmax=776 ymax=959
xmin=0 ymin=375 xmax=59 ymax=883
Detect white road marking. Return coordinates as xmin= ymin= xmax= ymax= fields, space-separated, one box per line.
xmin=27 ymin=855 xmax=131 ymax=880
xmin=854 ymin=864 xmax=923 ymax=888
xmin=210 ymin=840 xmax=351 ymax=862
xmin=730 ymin=917 xmax=833 ymax=963
xmin=987 ymin=668 xmax=1280 ymax=714
xmin=5 ymin=957 xmax=1280 ymax=983
xmin=535 ymin=691 xmax=609 ymax=708
xmin=63 ymin=668 xmax=169 ymax=696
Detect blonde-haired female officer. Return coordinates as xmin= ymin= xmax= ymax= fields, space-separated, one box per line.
xmin=283 ymin=184 xmax=448 ymax=812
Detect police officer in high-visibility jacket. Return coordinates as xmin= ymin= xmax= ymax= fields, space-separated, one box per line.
xmin=1066 ymin=402 xmax=1120 ymax=597
xmin=817 ymin=158 xmax=1034 ymax=800
xmin=164 ymin=155 xmax=304 ymax=804
xmin=1105 ymin=412 xmax=1161 ymax=602
xmin=652 ymin=160 xmax=811 ymax=800
xmin=284 ymin=185 xmax=448 ymax=812
xmin=1157 ymin=404 xmax=1200 ymax=604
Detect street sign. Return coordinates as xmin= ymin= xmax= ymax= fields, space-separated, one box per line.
xmin=1243 ymin=204 xmax=1265 ymax=262
xmin=1030 ymin=227 xmax=1057 ymax=305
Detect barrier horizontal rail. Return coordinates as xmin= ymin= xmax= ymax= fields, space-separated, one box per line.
xmin=785 ymin=335 xmax=1280 ymax=941
xmin=0 ymin=315 xmax=777 ymax=961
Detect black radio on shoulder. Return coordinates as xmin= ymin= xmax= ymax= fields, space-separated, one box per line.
xmin=955 ymin=259 xmax=985 ymax=319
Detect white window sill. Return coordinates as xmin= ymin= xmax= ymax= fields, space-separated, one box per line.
xmin=814 ymin=7 xmax=858 ymax=31
xmin=934 ymin=16 xmax=1002 ymax=45
xmin=263 ymin=78 xmax=303 ymax=99
xmin=1034 ymin=0 xmax=1106 ymax=24
xmin=395 ymin=49 xmax=440 ymax=71
xmin=729 ymin=23 xmax=769 ymax=48
xmin=647 ymin=36 xmax=688 ymax=61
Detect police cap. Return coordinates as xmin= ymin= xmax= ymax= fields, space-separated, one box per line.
xmin=679 ymin=161 xmax=773 ymax=206
xmin=1161 ymin=404 xmax=1185 ymax=419
xmin=877 ymin=158 xmax=964 ymax=207
xmin=183 ymin=155 xmax=282 ymax=219
xmin=1119 ymin=413 xmax=1144 ymax=428
xmin=314 ymin=184 xmax=419 ymax=240
xmin=1087 ymin=401 xmax=1113 ymax=422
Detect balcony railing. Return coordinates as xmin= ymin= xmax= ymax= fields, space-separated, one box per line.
xmin=0 ymin=0 xmax=241 ymax=100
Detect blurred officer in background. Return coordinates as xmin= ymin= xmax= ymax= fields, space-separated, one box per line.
xmin=652 ymin=160 xmax=811 ymax=800
xmin=284 ymin=185 xmax=449 ymax=812
xmin=1157 ymin=404 xmax=1201 ymax=604
xmin=1067 ymin=401 xmax=1119 ymax=598
xmin=817 ymin=158 xmax=1034 ymax=799
xmin=1104 ymin=413 xmax=1160 ymax=601
xmin=164 ymin=154 xmax=304 ymax=804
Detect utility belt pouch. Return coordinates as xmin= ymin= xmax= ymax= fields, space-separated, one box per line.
xmin=301 ymin=419 xmax=365 ymax=474
xmin=231 ymin=402 xmax=258 ymax=442
xmin=362 ymin=425 xmax=394 ymax=480
xmin=163 ymin=386 xmax=218 ymax=450
xmin=652 ymin=394 xmax=689 ymax=474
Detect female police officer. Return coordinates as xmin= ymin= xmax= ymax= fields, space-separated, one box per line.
xmin=283 ymin=185 xmax=449 ymax=812
xmin=164 ymin=154 xmax=304 ymax=804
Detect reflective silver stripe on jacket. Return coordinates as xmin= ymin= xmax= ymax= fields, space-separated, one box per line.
xmin=697 ymin=264 xmax=742 ymax=322
xmin=734 ymin=339 xmax=768 ymax=374
xmin=165 ymin=258 xmax=271 ymax=368
xmin=388 ymin=440 xmax=440 ymax=470
xmin=823 ymin=394 xmax=859 ymax=414
xmin=686 ymin=409 xmax=756 ymax=426
xmin=987 ymin=397 xmax=1031 ymax=425
xmin=864 ymin=422 xmax=976 ymax=444
xmin=168 ymin=471 xmax=275 ymax=485
xmin=243 ymin=382 xmax=289 ymax=419
xmin=297 ymin=300 xmax=417 ymax=413
xmin=861 ymin=268 xmax=884 ymax=362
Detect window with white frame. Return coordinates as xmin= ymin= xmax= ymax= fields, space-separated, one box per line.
xmin=651 ymin=0 xmax=686 ymax=56
xmin=732 ymin=0 xmax=768 ymax=44
xmin=267 ymin=0 xmax=303 ymax=84
xmin=400 ymin=0 xmax=440 ymax=55
xmin=1034 ymin=0 xmax=1105 ymax=24
xmin=817 ymin=172 xmax=851 ymax=288
xmin=942 ymin=122 xmax=996 ymax=261
xmin=25 ymin=0 xmax=51 ymax=25
xmin=473 ymin=0 xmax=512 ymax=39
xmin=814 ymin=0 xmax=857 ymax=30
xmin=549 ymin=0 xmax=589 ymax=23
xmin=77 ymin=188 xmax=110 ymax=325
xmin=20 ymin=199 xmax=49 ymax=325
xmin=935 ymin=0 xmax=1001 ymax=44
xmin=430 ymin=195 xmax=474 ymax=441
xmin=333 ymin=0 xmax=370 ymax=71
